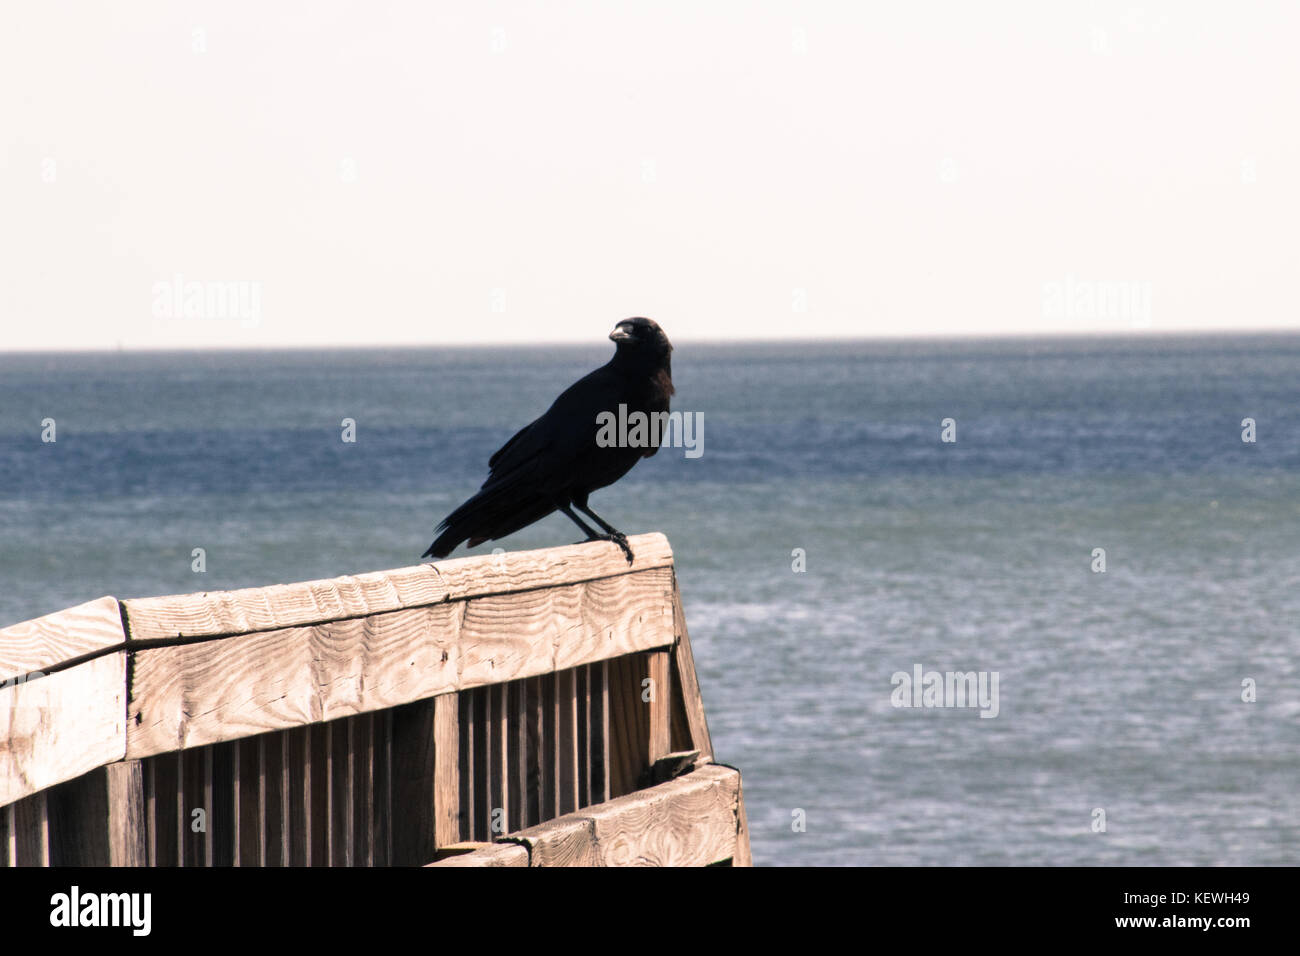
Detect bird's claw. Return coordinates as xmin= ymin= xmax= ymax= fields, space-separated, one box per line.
xmin=579 ymin=532 xmax=634 ymax=565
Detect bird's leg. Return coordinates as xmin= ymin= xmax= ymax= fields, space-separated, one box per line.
xmin=574 ymin=501 xmax=634 ymax=564
xmin=559 ymin=503 xmax=634 ymax=565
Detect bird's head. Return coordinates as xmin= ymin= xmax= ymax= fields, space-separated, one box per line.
xmin=609 ymin=317 xmax=672 ymax=357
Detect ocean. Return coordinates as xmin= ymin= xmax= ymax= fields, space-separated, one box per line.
xmin=2 ymin=334 xmax=1297 ymax=865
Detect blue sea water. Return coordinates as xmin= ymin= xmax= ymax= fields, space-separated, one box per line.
xmin=2 ymin=334 xmax=1298 ymax=865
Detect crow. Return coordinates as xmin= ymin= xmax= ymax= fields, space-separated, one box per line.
xmin=423 ymin=317 xmax=674 ymax=564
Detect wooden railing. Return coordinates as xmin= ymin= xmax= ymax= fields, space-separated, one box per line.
xmin=0 ymin=533 xmax=750 ymax=866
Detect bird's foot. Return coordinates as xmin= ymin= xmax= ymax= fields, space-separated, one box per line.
xmin=578 ymin=532 xmax=634 ymax=565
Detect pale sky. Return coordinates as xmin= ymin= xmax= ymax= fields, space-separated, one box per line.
xmin=2 ymin=0 xmax=1297 ymax=350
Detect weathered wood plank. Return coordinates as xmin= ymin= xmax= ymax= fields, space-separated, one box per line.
xmin=233 ymin=739 xmax=259 ymax=865
xmin=433 ymin=693 xmax=458 ymax=848
xmin=582 ymin=764 xmax=740 ymax=866
xmin=503 ymin=765 xmax=741 ymax=867
xmin=557 ymin=668 xmax=579 ymax=815
xmin=0 ymin=654 xmax=127 ymax=806
xmin=121 ymin=533 xmax=673 ymax=642
xmin=458 ymin=567 xmax=674 ymax=687
xmin=425 ymin=841 xmax=529 ymax=867
xmin=670 ymin=574 xmax=713 ymax=765
xmin=126 ymin=604 xmax=459 ymax=759
xmin=648 ymin=650 xmax=671 ymax=767
xmin=505 ymin=815 xmax=599 ymax=867
xmin=126 ymin=567 xmax=673 ymax=758
xmin=0 ymin=595 xmax=125 ymax=682
xmin=106 ymin=761 xmax=148 ymax=867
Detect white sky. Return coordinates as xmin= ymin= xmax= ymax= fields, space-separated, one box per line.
xmin=2 ymin=0 xmax=1297 ymax=350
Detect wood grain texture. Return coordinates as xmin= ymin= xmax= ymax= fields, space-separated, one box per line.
xmin=458 ymin=568 xmax=674 ymax=687
xmin=121 ymin=533 xmax=672 ymax=642
xmin=106 ymin=761 xmax=148 ymax=867
xmin=0 ymin=596 xmax=125 ymax=682
xmin=581 ymin=764 xmax=740 ymax=867
xmin=0 ymin=654 xmax=127 ymax=806
xmin=425 ymin=841 xmax=529 ymax=867
xmin=499 ymin=765 xmax=741 ymax=867
xmin=127 ymin=569 xmax=673 ymax=758
xmin=432 ymin=693 xmax=459 ymax=848
xmin=505 ymin=815 xmax=599 ymax=867
xmin=647 ymin=650 xmax=671 ymax=767
xmin=126 ymin=605 xmax=458 ymax=758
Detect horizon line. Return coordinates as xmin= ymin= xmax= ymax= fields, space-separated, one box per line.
xmin=3 ymin=325 xmax=1299 ymax=356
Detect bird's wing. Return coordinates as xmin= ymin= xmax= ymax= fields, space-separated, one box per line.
xmin=481 ymin=363 xmax=624 ymax=486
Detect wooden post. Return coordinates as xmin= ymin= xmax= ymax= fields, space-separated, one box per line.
xmin=669 ymin=573 xmax=714 ymax=765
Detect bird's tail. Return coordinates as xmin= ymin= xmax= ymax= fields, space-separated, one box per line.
xmin=422 ymin=479 xmax=553 ymax=559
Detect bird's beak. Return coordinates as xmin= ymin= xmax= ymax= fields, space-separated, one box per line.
xmin=609 ymin=326 xmax=632 ymax=342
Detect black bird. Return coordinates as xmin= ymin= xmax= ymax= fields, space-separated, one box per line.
xmin=423 ymin=317 xmax=674 ymax=564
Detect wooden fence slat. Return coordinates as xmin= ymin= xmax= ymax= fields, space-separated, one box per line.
xmin=107 ymin=760 xmax=148 ymax=867
xmin=234 ymin=739 xmax=260 ymax=865
xmin=648 ymin=650 xmax=671 ymax=767
xmin=457 ymin=691 xmax=475 ymax=845
xmin=509 ymin=680 xmax=525 ymax=831
xmin=1 ymin=801 xmax=13 ymax=866
xmin=330 ymin=720 xmax=350 ymax=867
xmin=351 ymin=714 xmax=373 ymax=866
xmin=285 ymin=727 xmax=309 ymax=866
xmin=472 ymin=688 xmax=489 ymax=841
xmin=524 ymin=677 xmax=542 ymax=829
xmin=558 ymin=669 xmax=578 ymax=816
xmin=542 ymin=673 xmax=557 ymax=822
xmin=577 ymin=666 xmax=590 ymax=809
xmin=309 ymin=723 xmax=330 ymax=866
xmin=372 ymin=712 xmax=392 ymax=866
xmin=596 ymin=660 xmax=610 ymax=803
xmin=46 ymin=768 xmax=109 ymax=865
xmin=182 ymin=745 xmax=207 ymax=866
xmin=13 ymin=791 xmax=49 ymax=866
xmin=209 ymin=745 xmax=234 ymax=866
xmin=432 ymin=693 xmax=458 ymax=849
